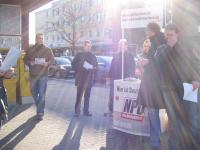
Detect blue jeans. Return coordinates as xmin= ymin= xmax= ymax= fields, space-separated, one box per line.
xmin=148 ymin=108 xmax=161 ymax=149
xmin=30 ymin=76 xmax=48 ymax=114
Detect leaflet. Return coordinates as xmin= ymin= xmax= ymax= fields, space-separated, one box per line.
xmin=183 ymin=83 xmax=198 ymax=103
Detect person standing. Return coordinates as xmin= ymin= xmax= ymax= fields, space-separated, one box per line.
xmin=71 ymin=40 xmax=97 ymax=117
xmin=105 ymin=39 xmax=135 ymax=116
xmin=137 ymin=22 xmax=166 ymax=150
xmin=154 ymin=24 xmax=200 ymax=150
xmin=24 ymin=33 xmax=54 ymax=120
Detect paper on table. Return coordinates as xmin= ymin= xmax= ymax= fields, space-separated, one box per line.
xmin=183 ymin=83 xmax=198 ymax=103
xmin=83 ymin=61 xmax=93 ymax=69
xmin=0 ymin=47 xmax=20 ymax=72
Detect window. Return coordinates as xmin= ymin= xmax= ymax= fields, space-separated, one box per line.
xmin=88 ymin=31 xmax=92 ymax=38
xmin=96 ymin=30 xmax=100 ymax=37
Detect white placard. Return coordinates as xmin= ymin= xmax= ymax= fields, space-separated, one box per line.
xmin=83 ymin=61 xmax=93 ymax=70
xmin=0 ymin=47 xmax=20 ymax=72
xmin=121 ymin=7 xmax=163 ymax=29
xmin=35 ymin=58 xmax=46 ymax=65
xmin=113 ymin=79 xmax=150 ymax=136
xmin=183 ymin=83 xmax=198 ymax=103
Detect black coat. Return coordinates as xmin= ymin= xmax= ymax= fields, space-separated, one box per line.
xmin=109 ymin=51 xmax=135 ymax=80
xmin=154 ymin=42 xmax=200 ymax=100
xmin=71 ymin=52 xmax=98 ymax=88
xmin=137 ymin=32 xmax=166 ymax=109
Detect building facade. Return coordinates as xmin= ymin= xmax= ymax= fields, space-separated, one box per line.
xmin=35 ymin=0 xmax=113 ymax=55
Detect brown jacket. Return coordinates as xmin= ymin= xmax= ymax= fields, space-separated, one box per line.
xmin=24 ymin=44 xmax=54 ymax=77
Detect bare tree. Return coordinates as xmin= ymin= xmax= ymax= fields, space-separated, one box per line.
xmin=45 ymin=0 xmax=89 ymax=55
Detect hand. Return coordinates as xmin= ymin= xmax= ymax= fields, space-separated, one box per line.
xmin=0 ymin=71 xmax=5 ymax=77
xmin=139 ymin=58 xmax=149 ymax=67
xmin=106 ymin=77 xmax=110 ymax=86
xmin=4 ymin=68 xmax=15 ymax=78
xmin=192 ymin=81 xmax=200 ymax=91
xmin=30 ymin=61 xmax=35 ymax=66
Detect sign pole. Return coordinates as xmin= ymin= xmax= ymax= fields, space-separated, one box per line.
xmin=121 ymin=27 xmax=124 ymax=80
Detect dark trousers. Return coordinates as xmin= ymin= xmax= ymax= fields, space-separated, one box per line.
xmin=108 ymin=80 xmax=114 ymax=113
xmin=162 ymin=89 xmax=200 ymax=150
xmin=75 ymin=85 xmax=92 ymax=114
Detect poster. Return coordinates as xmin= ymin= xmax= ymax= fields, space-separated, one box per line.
xmin=113 ymin=79 xmax=150 ymax=136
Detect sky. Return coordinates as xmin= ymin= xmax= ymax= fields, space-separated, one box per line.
xmin=29 ymin=0 xmax=59 ymax=44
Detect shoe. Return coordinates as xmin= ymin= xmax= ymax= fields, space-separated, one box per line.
xmin=104 ymin=112 xmax=113 ymax=117
xmin=37 ymin=113 xmax=44 ymax=121
xmin=73 ymin=113 xmax=80 ymax=117
xmin=83 ymin=112 xmax=92 ymax=117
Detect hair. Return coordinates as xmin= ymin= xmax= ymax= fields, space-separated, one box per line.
xmin=147 ymin=22 xmax=161 ymax=34
xmin=35 ymin=33 xmax=44 ymax=39
xmin=165 ymin=24 xmax=179 ymax=33
xmin=84 ymin=40 xmax=91 ymax=46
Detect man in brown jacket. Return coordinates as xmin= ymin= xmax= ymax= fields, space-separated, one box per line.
xmin=24 ymin=33 xmax=54 ymax=120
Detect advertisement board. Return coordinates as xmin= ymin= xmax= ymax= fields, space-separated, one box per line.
xmin=121 ymin=7 xmax=164 ymax=29
xmin=113 ymin=79 xmax=150 ymax=136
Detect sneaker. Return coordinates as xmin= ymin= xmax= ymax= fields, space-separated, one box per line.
xmin=83 ymin=112 xmax=92 ymax=117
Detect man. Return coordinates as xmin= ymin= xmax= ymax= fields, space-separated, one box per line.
xmin=24 ymin=33 xmax=54 ymax=120
xmin=71 ymin=40 xmax=97 ymax=117
xmin=154 ymin=24 xmax=200 ymax=150
xmin=137 ymin=22 xmax=166 ymax=150
xmin=105 ymin=39 xmax=135 ymax=116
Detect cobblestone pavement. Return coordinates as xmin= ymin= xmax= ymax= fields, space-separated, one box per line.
xmin=0 ymin=79 xmax=168 ymax=150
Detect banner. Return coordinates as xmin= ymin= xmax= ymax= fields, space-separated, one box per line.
xmin=121 ymin=7 xmax=164 ymax=29
xmin=113 ymin=79 xmax=150 ymax=136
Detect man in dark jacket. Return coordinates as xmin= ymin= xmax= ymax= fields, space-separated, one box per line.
xmin=154 ymin=24 xmax=200 ymax=150
xmin=137 ymin=22 xmax=166 ymax=150
xmin=105 ymin=39 xmax=135 ymax=116
xmin=71 ymin=40 xmax=98 ymax=117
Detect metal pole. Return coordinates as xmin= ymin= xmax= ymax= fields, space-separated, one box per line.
xmin=121 ymin=28 xmax=124 ymax=80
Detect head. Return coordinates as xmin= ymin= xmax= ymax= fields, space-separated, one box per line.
xmin=83 ymin=40 xmax=92 ymax=52
xmin=35 ymin=33 xmax=44 ymax=45
xmin=143 ymin=39 xmax=151 ymax=54
xmin=118 ymin=39 xmax=128 ymax=53
xmin=146 ymin=22 xmax=161 ymax=38
xmin=164 ymin=24 xmax=179 ymax=47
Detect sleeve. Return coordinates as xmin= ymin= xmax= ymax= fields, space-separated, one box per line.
xmin=47 ymin=48 xmax=54 ymax=66
xmin=71 ymin=53 xmax=81 ymax=72
xmin=108 ymin=55 xmax=116 ymax=79
xmin=23 ymin=49 xmax=31 ymax=67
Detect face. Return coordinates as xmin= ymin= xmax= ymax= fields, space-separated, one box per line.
xmin=146 ymin=30 xmax=155 ymax=38
xmin=165 ymin=29 xmax=178 ymax=47
xmin=84 ymin=42 xmax=92 ymax=52
xmin=36 ymin=34 xmax=44 ymax=45
xmin=143 ymin=39 xmax=151 ymax=53
xmin=118 ymin=40 xmax=128 ymax=52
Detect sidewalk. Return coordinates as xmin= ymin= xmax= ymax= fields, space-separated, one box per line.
xmin=0 ymin=79 xmax=168 ymax=150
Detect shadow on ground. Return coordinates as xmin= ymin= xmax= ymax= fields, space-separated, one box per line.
xmin=53 ymin=117 xmax=85 ymax=150
xmin=0 ymin=115 xmax=39 ymax=150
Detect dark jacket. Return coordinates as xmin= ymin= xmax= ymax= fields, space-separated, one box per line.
xmin=109 ymin=51 xmax=135 ymax=80
xmin=137 ymin=32 xmax=166 ymax=109
xmin=154 ymin=42 xmax=200 ymax=100
xmin=71 ymin=52 xmax=98 ymax=87
xmin=24 ymin=44 xmax=54 ymax=78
